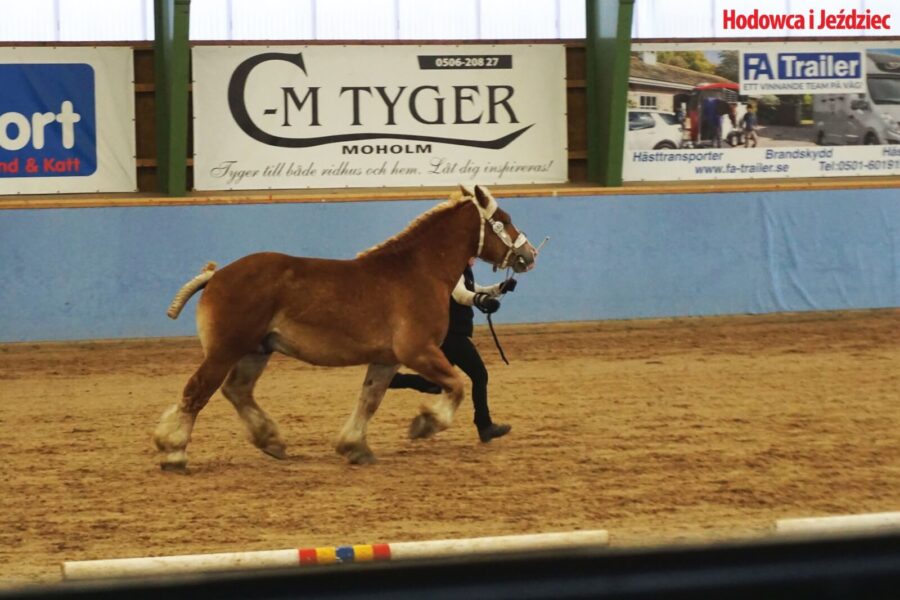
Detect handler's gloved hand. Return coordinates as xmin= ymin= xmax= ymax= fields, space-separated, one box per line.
xmin=498 ymin=278 xmax=518 ymax=294
xmin=474 ymin=293 xmax=501 ymax=314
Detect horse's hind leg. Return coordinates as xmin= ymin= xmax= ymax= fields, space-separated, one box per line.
xmin=221 ymin=352 xmax=286 ymax=460
xmin=153 ymin=354 xmax=236 ymax=471
xmin=336 ymin=363 xmax=399 ymax=465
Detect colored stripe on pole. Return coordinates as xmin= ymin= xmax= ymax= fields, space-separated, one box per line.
xmin=352 ymin=544 xmax=374 ymax=561
xmin=372 ymin=543 xmax=392 ymax=560
xmin=315 ymin=547 xmax=337 ymax=564
xmin=335 ymin=546 xmax=355 ymax=562
xmin=296 ymin=544 xmax=391 ymax=565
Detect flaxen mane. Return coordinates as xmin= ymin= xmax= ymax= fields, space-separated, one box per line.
xmin=356 ymin=190 xmax=469 ymax=258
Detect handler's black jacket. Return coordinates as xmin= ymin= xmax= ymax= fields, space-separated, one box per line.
xmin=447 ymin=267 xmax=476 ymax=337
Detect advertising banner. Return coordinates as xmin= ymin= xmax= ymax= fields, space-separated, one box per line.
xmin=0 ymin=47 xmax=135 ymax=195
xmin=192 ymin=45 xmax=567 ymax=190
xmin=623 ymin=41 xmax=900 ymax=182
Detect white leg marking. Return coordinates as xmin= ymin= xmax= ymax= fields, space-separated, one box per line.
xmin=153 ymin=404 xmax=197 ymax=468
xmin=425 ymin=377 xmax=464 ymax=429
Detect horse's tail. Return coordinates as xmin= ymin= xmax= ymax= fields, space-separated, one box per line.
xmin=166 ymin=261 xmax=217 ymax=320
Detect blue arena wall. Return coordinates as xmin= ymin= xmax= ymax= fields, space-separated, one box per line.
xmin=1 ymin=188 xmax=898 ymax=342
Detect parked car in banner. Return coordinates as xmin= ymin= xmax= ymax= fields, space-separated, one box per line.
xmin=626 ymin=110 xmax=684 ymax=150
xmin=814 ymin=51 xmax=900 ymax=145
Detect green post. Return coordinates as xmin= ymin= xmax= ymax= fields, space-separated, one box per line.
xmin=154 ymin=0 xmax=191 ymax=196
xmin=585 ymin=0 xmax=634 ymax=186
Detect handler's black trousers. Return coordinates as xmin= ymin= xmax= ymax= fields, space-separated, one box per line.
xmin=389 ymin=333 xmax=492 ymax=430
xmin=442 ymin=334 xmax=492 ymax=430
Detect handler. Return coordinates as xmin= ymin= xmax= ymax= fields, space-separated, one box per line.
xmin=390 ymin=257 xmax=516 ymax=443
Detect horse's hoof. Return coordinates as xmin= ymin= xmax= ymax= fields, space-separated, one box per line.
xmin=261 ymin=444 xmax=287 ymax=460
xmin=160 ymin=461 xmax=188 ymax=474
xmin=335 ymin=444 xmax=378 ymax=465
xmin=409 ymin=413 xmax=439 ymax=439
xmin=160 ymin=450 xmax=188 ymax=472
xmin=348 ymin=449 xmax=377 ymax=465
xmin=336 ymin=442 xmax=376 ymax=465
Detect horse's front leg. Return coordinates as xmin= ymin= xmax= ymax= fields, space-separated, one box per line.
xmin=400 ymin=345 xmax=465 ymax=440
xmin=336 ymin=363 xmax=398 ymax=465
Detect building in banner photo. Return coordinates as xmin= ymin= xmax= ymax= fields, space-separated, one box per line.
xmin=627 ymin=52 xmax=738 ymax=150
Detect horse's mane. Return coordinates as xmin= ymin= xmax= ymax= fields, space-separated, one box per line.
xmin=356 ymin=190 xmax=470 ymax=258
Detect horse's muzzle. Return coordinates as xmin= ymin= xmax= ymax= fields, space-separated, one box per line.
xmin=513 ymin=258 xmax=535 ymax=273
xmin=511 ymin=242 xmax=537 ymax=273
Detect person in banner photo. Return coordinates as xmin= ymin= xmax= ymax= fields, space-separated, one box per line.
xmin=740 ymin=103 xmax=759 ymax=148
xmin=389 ymin=258 xmax=516 ymax=443
xmin=701 ymin=96 xmax=739 ymax=148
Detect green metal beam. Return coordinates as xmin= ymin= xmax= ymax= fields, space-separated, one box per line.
xmin=154 ymin=0 xmax=191 ymax=196
xmin=585 ymin=0 xmax=634 ymax=186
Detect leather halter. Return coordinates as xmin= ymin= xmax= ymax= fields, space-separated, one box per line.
xmin=470 ymin=195 xmax=529 ymax=270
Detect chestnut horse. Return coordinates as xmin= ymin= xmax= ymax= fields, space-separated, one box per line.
xmin=153 ymin=185 xmax=537 ymax=470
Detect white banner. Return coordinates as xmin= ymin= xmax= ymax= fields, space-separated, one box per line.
xmin=192 ymin=45 xmax=567 ymax=190
xmin=0 ymin=47 xmax=135 ymax=195
xmin=624 ymin=41 xmax=900 ymax=182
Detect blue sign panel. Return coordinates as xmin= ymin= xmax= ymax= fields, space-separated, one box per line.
xmin=740 ymin=51 xmax=865 ymax=94
xmin=0 ymin=63 xmax=96 ymax=178
xmin=743 ymin=52 xmax=863 ymax=81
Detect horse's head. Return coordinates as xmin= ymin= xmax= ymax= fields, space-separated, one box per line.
xmin=460 ymin=184 xmax=537 ymax=273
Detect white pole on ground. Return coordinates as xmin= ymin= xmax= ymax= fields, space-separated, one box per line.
xmin=62 ymin=548 xmax=300 ymax=581
xmin=775 ymin=512 xmax=900 ymax=536
xmin=61 ymin=530 xmax=610 ymax=581
xmin=388 ymin=529 xmax=609 ymax=559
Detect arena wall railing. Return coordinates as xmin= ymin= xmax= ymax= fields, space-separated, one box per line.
xmin=2 ymin=186 xmax=899 ymax=342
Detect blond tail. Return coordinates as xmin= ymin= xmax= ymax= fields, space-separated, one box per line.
xmin=166 ymin=262 xmax=217 ymax=320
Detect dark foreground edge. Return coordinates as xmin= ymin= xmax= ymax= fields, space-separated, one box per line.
xmin=4 ymin=532 xmax=900 ymax=600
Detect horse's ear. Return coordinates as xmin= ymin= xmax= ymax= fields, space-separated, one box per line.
xmin=474 ymin=185 xmax=493 ymax=209
xmin=458 ymin=184 xmax=475 ymax=198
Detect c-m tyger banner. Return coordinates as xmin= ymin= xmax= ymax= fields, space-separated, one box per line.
xmin=192 ymin=45 xmax=567 ymax=190
xmin=0 ymin=47 xmax=135 ymax=195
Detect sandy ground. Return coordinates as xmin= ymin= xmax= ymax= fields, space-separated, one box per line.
xmin=1 ymin=309 xmax=898 ymax=589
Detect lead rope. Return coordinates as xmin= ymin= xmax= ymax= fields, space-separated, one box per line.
xmin=486 ymin=313 xmax=509 ymax=366
xmin=487 ymin=268 xmax=513 ymax=365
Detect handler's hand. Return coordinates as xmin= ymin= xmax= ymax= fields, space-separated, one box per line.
xmin=498 ymin=278 xmax=518 ymax=294
xmin=474 ymin=293 xmax=501 ymax=314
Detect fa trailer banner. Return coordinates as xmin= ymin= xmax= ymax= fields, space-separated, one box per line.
xmin=192 ymin=44 xmax=567 ymax=190
xmin=0 ymin=47 xmax=136 ymax=195
xmin=624 ymin=41 xmax=900 ymax=182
